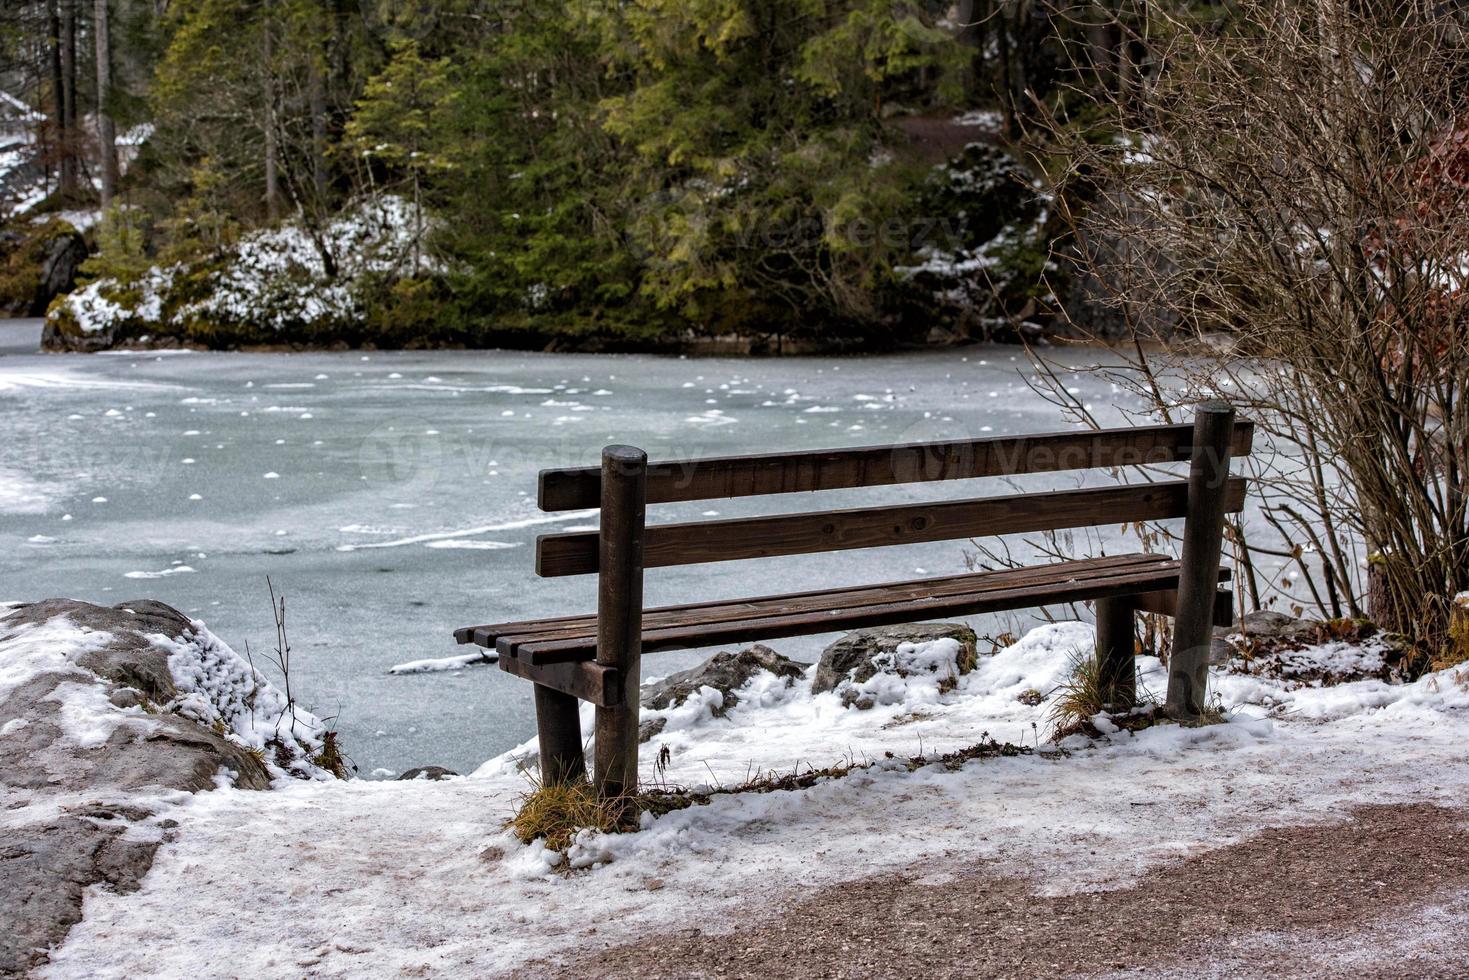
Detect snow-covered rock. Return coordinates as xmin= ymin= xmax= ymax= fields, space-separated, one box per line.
xmin=639 ymin=644 xmax=810 ymax=741
xmin=642 ymin=644 xmax=809 ymax=716
xmin=0 ymin=598 xmax=338 ymax=976
xmin=813 ymin=622 xmax=979 ymax=706
xmin=1214 ymin=610 xmax=1418 ymax=685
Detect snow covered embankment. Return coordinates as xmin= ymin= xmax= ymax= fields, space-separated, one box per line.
xmin=43 ymin=195 xmax=428 ymax=351
xmin=0 ymin=598 xmax=335 ymax=976
xmin=39 ymin=620 xmax=1469 ymax=979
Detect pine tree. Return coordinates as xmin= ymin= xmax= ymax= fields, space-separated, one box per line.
xmin=341 ymin=39 xmax=455 ymax=277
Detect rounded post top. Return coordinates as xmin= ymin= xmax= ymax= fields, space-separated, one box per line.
xmin=602 ymin=444 xmax=647 ymax=479
xmin=1195 ymin=400 xmax=1234 ymax=416
xmin=603 ymin=444 xmax=647 ymax=462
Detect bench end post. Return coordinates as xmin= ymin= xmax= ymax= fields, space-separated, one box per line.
xmin=533 ymin=684 xmax=587 ymax=785
xmin=594 ymin=445 xmax=647 ymax=801
xmin=1166 ymin=401 xmax=1235 ymax=721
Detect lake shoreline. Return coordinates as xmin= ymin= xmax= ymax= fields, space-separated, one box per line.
xmin=19 ymin=313 xmax=1090 ymax=358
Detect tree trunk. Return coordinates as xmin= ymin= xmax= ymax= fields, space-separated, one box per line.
xmin=412 ymin=173 xmax=422 ymax=277
xmin=1366 ymin=551 xmax=1407 ymax=634
xmin=62 ymin=0 xmax=77 ymax=157
xmin=93 ymin=0 xmax=118 ymax=208
xmin=48 ymin=0 xmax=67 ymax=197
xmin=262 ymin=20 xmax=280 ymax=222
xmin=1448 ymin=593 xmax=1469 ymax=668
xmin=308 ymin=50 xmax=329 ymax=203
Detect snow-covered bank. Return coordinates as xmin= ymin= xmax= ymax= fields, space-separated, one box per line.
xmin=39 ymin=623 xmax=1469 ymax=979
xmin=0 ymin=598 xmax=338 ymax=975
xmin=43 ymin=196 xmax=431 ymax=351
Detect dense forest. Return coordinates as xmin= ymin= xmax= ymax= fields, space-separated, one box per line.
xmin=0 ymin=0 xmax=1147 ymax=350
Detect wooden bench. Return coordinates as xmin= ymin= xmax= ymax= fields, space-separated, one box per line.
xmin=456 ymin=402 xmax=1251 ymax=797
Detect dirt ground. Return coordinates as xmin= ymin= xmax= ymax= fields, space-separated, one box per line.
xmin=528 ymin=803 xmax=1469 ymax=979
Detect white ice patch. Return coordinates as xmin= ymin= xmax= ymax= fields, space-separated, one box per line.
xmin=387 ymin=652 xmax=495 ymax=675
xmin=0 ymin=365 xmax=180 ymax=393
xmin=122 ymin=565 xmax=197 ymax=580
xmin=335 ymin=509 xmax=597 ymax=551
xmin=422 ymin=540 xmax=521 ymax=550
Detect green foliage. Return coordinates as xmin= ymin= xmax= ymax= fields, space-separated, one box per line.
xmin=342 ymin=40 xmax=457 ymax=187
xmin=50 ymin=0 xmax=1091 ymax=347
xmin=79 ymin=206 xmax=154 ymax=284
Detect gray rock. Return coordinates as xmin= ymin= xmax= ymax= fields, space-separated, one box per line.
xmin=813 ymin=622 xmax=979 ymax=697
xmin=397 ymin=766 xmax=459 ymax=781
xmin=0 ymin=598 xmax=282 ymax=976
xmin=641 ymin=644 xmax=809 ymax=717
xmin=38 ymin=227 xmax=88 ymax=311
xmin=1 ymin=809 xmax=161 ymax=976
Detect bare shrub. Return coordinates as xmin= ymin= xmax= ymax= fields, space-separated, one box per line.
xmin=1032 ymin=0 xmax=1469 ymax=653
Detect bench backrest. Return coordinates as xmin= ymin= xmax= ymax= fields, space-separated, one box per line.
xmin=534 ymin=417 xmax=1254 ymax=577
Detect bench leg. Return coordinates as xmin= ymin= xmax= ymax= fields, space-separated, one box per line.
xmin=1095 ymin=595 xmax=1137 ymax=711
xmin=533 ymin=684 xmax=586 ymax=785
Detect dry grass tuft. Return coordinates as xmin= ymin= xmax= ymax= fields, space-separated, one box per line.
xmin=1042 ymin=646 xmax=1227 ymax=741
xmin=507 ymin=779 xmax=638 ymax=854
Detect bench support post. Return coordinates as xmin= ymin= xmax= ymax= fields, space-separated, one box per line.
xmin=1095 ymin=595 xmax=1136 ymax=710
xmin=1166 ymin=402 xmax=1235 ymax=721
xmin=533 ymin=684 xmax=586 ymax=785
xmin=594 ymin=445 xmax=646 ymax=802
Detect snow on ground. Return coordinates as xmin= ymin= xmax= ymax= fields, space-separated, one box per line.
xmin=39 ymin=623 xmax=1469 ymax=979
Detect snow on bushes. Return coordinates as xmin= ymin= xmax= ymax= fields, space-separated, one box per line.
xmin=46 ymin=195 xmax=431 ymax=347
xmin=150 ymin=621 xmax=335 ymax=781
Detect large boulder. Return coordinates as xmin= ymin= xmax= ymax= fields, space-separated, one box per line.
xmin=0 ymin=598 xmax=335 ymax=976
xmin=813 ymin=623 xmax=979 ymax=706
xmin=0 ymin=217 xmax=87 ymax=318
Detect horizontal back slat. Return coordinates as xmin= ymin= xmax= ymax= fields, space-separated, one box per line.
xmin=537 ymin=421 xmax=1254 ymax=511
xmin=536 ymin=476 xmax=1247 ymax=577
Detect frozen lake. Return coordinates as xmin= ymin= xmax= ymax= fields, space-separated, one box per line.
xmin=0 ymin=319 xmax=1176 ymax=775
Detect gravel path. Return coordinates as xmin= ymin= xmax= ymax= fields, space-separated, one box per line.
xmin=533 ymin=803 xmax=1469 ymax=979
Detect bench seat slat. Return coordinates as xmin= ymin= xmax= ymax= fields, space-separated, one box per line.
xmin=491 ymin=555 xmax=1173 ymax=655
xmin=460 ymin=555 xmax=1230 ymax=666
xmin=454 ymin=553 xmax=1163 ymax=646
